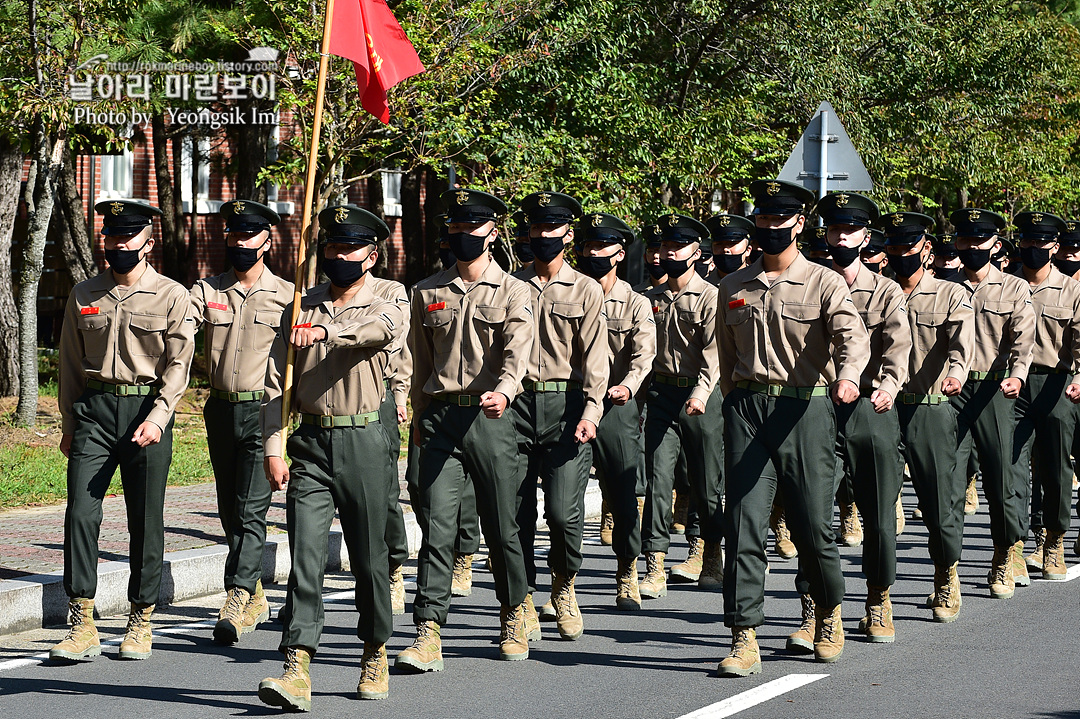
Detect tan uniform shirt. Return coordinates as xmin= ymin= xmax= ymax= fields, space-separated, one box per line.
xmin=958 ymin=265 xmax=1036 ymax=381
xmin=190 ymin=267 xmax=293 ymax=393
xmin=59 ymin=264 xmax=195 ymax=434
xmin=1026 ymin=267 xmax=1080 ymax=385
xmin=844 ymin=264 xmax=912 ymax=399
xmin=514 ymin=262 xmax=608 ymax=426
xmin=716 ymin=252 xmax=870 ymax=396
xmin=633 ymin=279 xmax=664 ymax=295
xmin=903 ymin=271 xmax=975 ymax=395
xmin=645 ymin=271 xmax=721 ymax=406
xmin=409 ymin=259 xmax=533 ymax=421
xmin=602 ymin=278 xmax=656 ymax=397
xmin=368 ymin=275 xmax=413 ymax=407
xmin=260 ymin=281 xmax=404 ymax=457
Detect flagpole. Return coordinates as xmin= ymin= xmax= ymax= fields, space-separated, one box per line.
xmin=281 ymin=0 xmax=337 ymax=442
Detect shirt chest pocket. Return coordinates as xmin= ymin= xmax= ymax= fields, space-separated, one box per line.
xmin=128 ymin=313 xmax=168 ymax=357
xmin=205 ymin=307 xmax=234 ymax=351
xmin=422 ymin=307 xmax=456 ymax=348
xmin=549 ymin=301 xmax=584 ymax=343
xmin=251 ymin=310 xmax=282 ymax=351
xmin=77 ymin=313 xmax=109 ymax=360
xmin=1038 ymin=305 xmax=1071 ymax=347
xmin=859 ymin=310 xmax=885 ymax=329
xmin=913 ymin=311 xmax=946 ymax=353
xmin=780 ymin=302 xmax=820 ymax=347
xmin=472 ymin=305 xmax=505 ymax=346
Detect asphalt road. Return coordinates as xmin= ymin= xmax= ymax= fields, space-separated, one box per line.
xmin=2 ymin=484 xmax=1078 ymax=719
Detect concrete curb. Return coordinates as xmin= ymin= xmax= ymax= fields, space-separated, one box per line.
xmin=0 ymin=481 xmax=604 ymax=635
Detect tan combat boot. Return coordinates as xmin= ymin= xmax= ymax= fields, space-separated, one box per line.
xmin=671 ymin=490 xmax=688 ymax=535
xmin=1011 ymin=540 xmax=1030 ymax=587
xmin=786 ymin=593 xmax=815 ymax=653
xmin=49 ymin=598 xmax=101 ymax=662
xmin=599 ymin=501 xmax=615 ymax=546
xmin=538 ymin=598 xmax=557 ymax=621
xmin=615 ymin=555 xmax=641 ymax=611
xmin=244 ymin=579 xmax=271 ymax=630
xmin=931 ymin=562 xmax=962 ymax=623
xmin=861 ymin=585 xmax=895 ymax=643
xmin=1025 ymin=528 xmax=1046 ymax=571
xmin=396 ymin=621 xmax=444 ymax=672
xmin=356 ymin=642 xmax=389 ymax=700
xmin=989 ymin=545 xmax=1015 ymax=599
xmin=551 ymin=572 xmax=583 ymax=640
xmin=389 ymin=563 xmax=406 ymax=615
xmin=669 ymin=536 xmax=703 ymax=582
xmin=895 ymin=496 xmax=905 ymax=535
xmin=119 ymin=603 xmax=154 ymax=660
xmin=964 ymin=475 xmax=979 ymax=515
xmin=259 ymin=646 xmax=313 ymax=712
xmin=214 ymin=586 xmax=251 ymax=644
xmin=1042 ymin=530 xmax=1068 ymax=580
xmin=717 ymin=627 xmax=761 ymax=677
xmin=814 ymin=604 xmax=844 ymax=663
xmin=840 ymin=503 xmax=863 ymax=547
xmin=499 ymin=602 xmax=530 ymax=660
xmin=698 ymin=542 xmax=723 ymax=590
xmin=770 ymin=505 xmax=797 ymax=560
xmin=639 ymin=551 xmax=667 ymax=599
xmin=637 ymin=496 xmax=645 ymax=529
xmin=523 ymin=593 xmax=542 ymax=640
xmin=451 ymin=552 xmax=474 ymax=597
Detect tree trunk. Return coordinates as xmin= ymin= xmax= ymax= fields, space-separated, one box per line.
xmin=399 ymin=167 xmax=424 ymax=286
xmin=367 ymin=172 xmax=388 ymax=276
xmin=56 ymin=145 xmax=99 ymax=286
xmin=16 ymin=119 xmax=65 ymax=426
xmin=228 ymin=97 xmax=273 ymax=203
xmin=424 ymin=169 xmax=449 ymax=276
xmin=152 ymin=112 xmax=185 ymax=282
xmin=0 ymin=135 xmax=23 ymax=396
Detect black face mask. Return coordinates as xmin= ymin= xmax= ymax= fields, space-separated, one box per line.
xmin=448 ymin=230 xmax=491 ymax=262
xmin=714 ymin=254 xmax=744 ymax=275
xmin=531 ymin=232 xmax=569 ymax=262
xmin=658 ymin=257 xmax=694 ymax=278
xmin=438 ymin=246 xmax=455 ymax=267
xmin=864 ymin=261 xmax=882 ymax=274
xmin=829 ymin=244 xmax=862 ymax=268
xmin=646 ymin=263 xmax=667 ymax=280
xmin=578 ymin=254 xmax=617 ymax=279
xmin=958 ymin=248 xmax=992 ymax=271
xmin=754 ymin=225 xmax=796 ymax=255
xmin=1020 ymin=245 xmax=1053 ymax=270
xmin=934 ymin=265 xmax=962 ymax=281
xmin=226 ymin=245 xmax=264 ymax=272
xmin=513 ymin=241 xmax=535 ymax=263
xmin=886 ymin=252 xmax=923 ymax=278
xmin=1053 ymin=258 xmax=1080 ymax=277
xmin=695 ymin=262 xmax=712 ymax=278
xmin=322 ymin=257 xmax=367 ymax=288
xmin=748 ymin=249 xmax=763 ymax=264
xmin=104 ymin=240 xmax=149 ymax=274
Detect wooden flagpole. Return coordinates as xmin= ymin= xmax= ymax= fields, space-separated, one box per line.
xmin=280 ymin=0 xmax=337 ymax=439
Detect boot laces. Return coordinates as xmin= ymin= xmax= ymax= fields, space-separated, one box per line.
xmin=501 ymin=605 xmax=524 ymax=642
xmin=819 ymin=609 xmax=840 ymax=641
xmin=843 ymin=506 xmax=859 ymax=535
xmin=412 ymin=621 xmax=436 ymax=648
xmin=125 ymin=608 xmax=151 ymax=641
xmin=799 ymin=595 xmax=815 ymax=632
xmin=602 ymin=512 xmax=615 ymax=531
xmin=553 ymin=577 xmax=577 ymax=616
xmin=62 ymin=602 xmax=89 ymax=641
xmin=730 ymin=630 xmax=755 ymax=658
xmin=645 ymin=553 xmax=662 ymax=579
xmin=775 ymin=517 xmax=791 ymax=542
xmin=453 ymin=554 xmax=470 ymax=574
xmin=223 ymin=589 xmax=248 ymax=619
xmin=867 ymin=599 xmax=887 ymax=628
xmin=686 ymin=537 xmax=703 ymax=560
xmin=991 ymin=551 xmax=1010 ymax=585
xmin=360 ymin=647 xmax=383 ymax=683
xmin=282 ymin=649 xmax=303 ymax=680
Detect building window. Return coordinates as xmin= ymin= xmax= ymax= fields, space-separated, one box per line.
xmin=180 ymin=135 xmax=211 ymax=209
xmin=98 ymin=150 xmax=133 ymax=198
xmin=382 ymin=169 xmax=403 ymax=217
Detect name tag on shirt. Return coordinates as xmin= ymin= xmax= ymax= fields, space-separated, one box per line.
xmin=728 ymin=299 xmax=745 ymax=309
xmin=293 ymin=322 xmax=312 ymax=329
xmin=208 ymin=302 xmax=228 ymax=311
xmin=427 ymin=302 xmax=446 ymax=312
xmin=80 ymin=307 xmax=99 ymax=315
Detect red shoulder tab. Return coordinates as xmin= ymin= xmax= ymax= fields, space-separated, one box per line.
xmin=80 ymin=306 xmax=99 ymax=315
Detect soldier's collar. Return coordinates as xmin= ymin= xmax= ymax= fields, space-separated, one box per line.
xmin=1035 ymin=266 xmax=1066 ymax=291
xmin=109 ymin=262 xmax=160 ymax=298
xmin=437 ymin=259 xmax=503 ymax=290
xmin=850 ymin=263 xmax=878 ymax=291
xmin=224 ymin=266 xmax=272 ymax=293
xmin=752 ymin=251 xmax=808 ymax=286
xmin=603 ymin=278 xmax=631 ymax=302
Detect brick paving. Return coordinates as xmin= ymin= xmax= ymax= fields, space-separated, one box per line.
xmin=0 ymin=461 xmax=411 ymax=581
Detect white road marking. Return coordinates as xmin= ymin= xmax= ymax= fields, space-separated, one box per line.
xmin=675 ymin=673 xmax=829 ymax=719
xmin=0 ymin=581 xmax=416 ymax=674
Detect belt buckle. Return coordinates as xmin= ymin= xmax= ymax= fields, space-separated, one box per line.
xmin=116 ymin=385 xmax=130 ymax=397
xmin=676 ymin=377 xmax=689 ymax=388
xmin=458 ymin=395 xmax=470 ymax=407
xmin=229 ymin=391 xmax=241 ymax=402
xmin=319 ymin=415 xmax=333 ymax=428
xmin=766 ymin=384 xmax=782 ymax=397
xmin=902 ymin=393 xmax=914 ymax=404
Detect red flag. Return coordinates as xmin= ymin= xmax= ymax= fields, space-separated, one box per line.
xmin=327 ymin=0 xmax=425 ymax=124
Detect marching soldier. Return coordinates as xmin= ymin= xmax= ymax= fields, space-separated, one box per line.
xmin=397 ymin=189 xmax=534 ymax=671
xmin=950 ymin=208 xmax=1036 ymax=599
xmin=717 ymin=179 xmax=870 ymax=676
xmin=807 ymin=195 xmax=911 ymax=645
xmin=883 ymin=214 xmax=974 ymax=622
xmin=367 ymin=263 xmax=413 ymax=616
xmin=190 ymin=200 xmax=292 ymax=644
xmin=511 ymin=190 xmax=608 ymax=641
xmin=1052 ymin=220 xmax=1080 ymax=280
xmin=639 ymin=213 xmax=725 ymax=598
xmin=51 ymin=200 xmax=195 ymax=662
xmin=802 ymin=226 xmax=833 ymax=268
xmin=511 ymin=210 xmax=535 ymax=268
xmin=861 ymin=229 xmax=888 ymax=275
xmin=1011 ymin=212 xmax=1080 ymax=580
xmin=931 ymin=233 xmax=964 ymax=282
xmin=633 ymin=225 xmax=668 ymax=293
xmin=705 ymin=212 xmax=754 ymax=284
xmin=258 ymin=205 xmax=404 ymax=708
xmin=575 ymin=212 xmax=656 ymax=610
